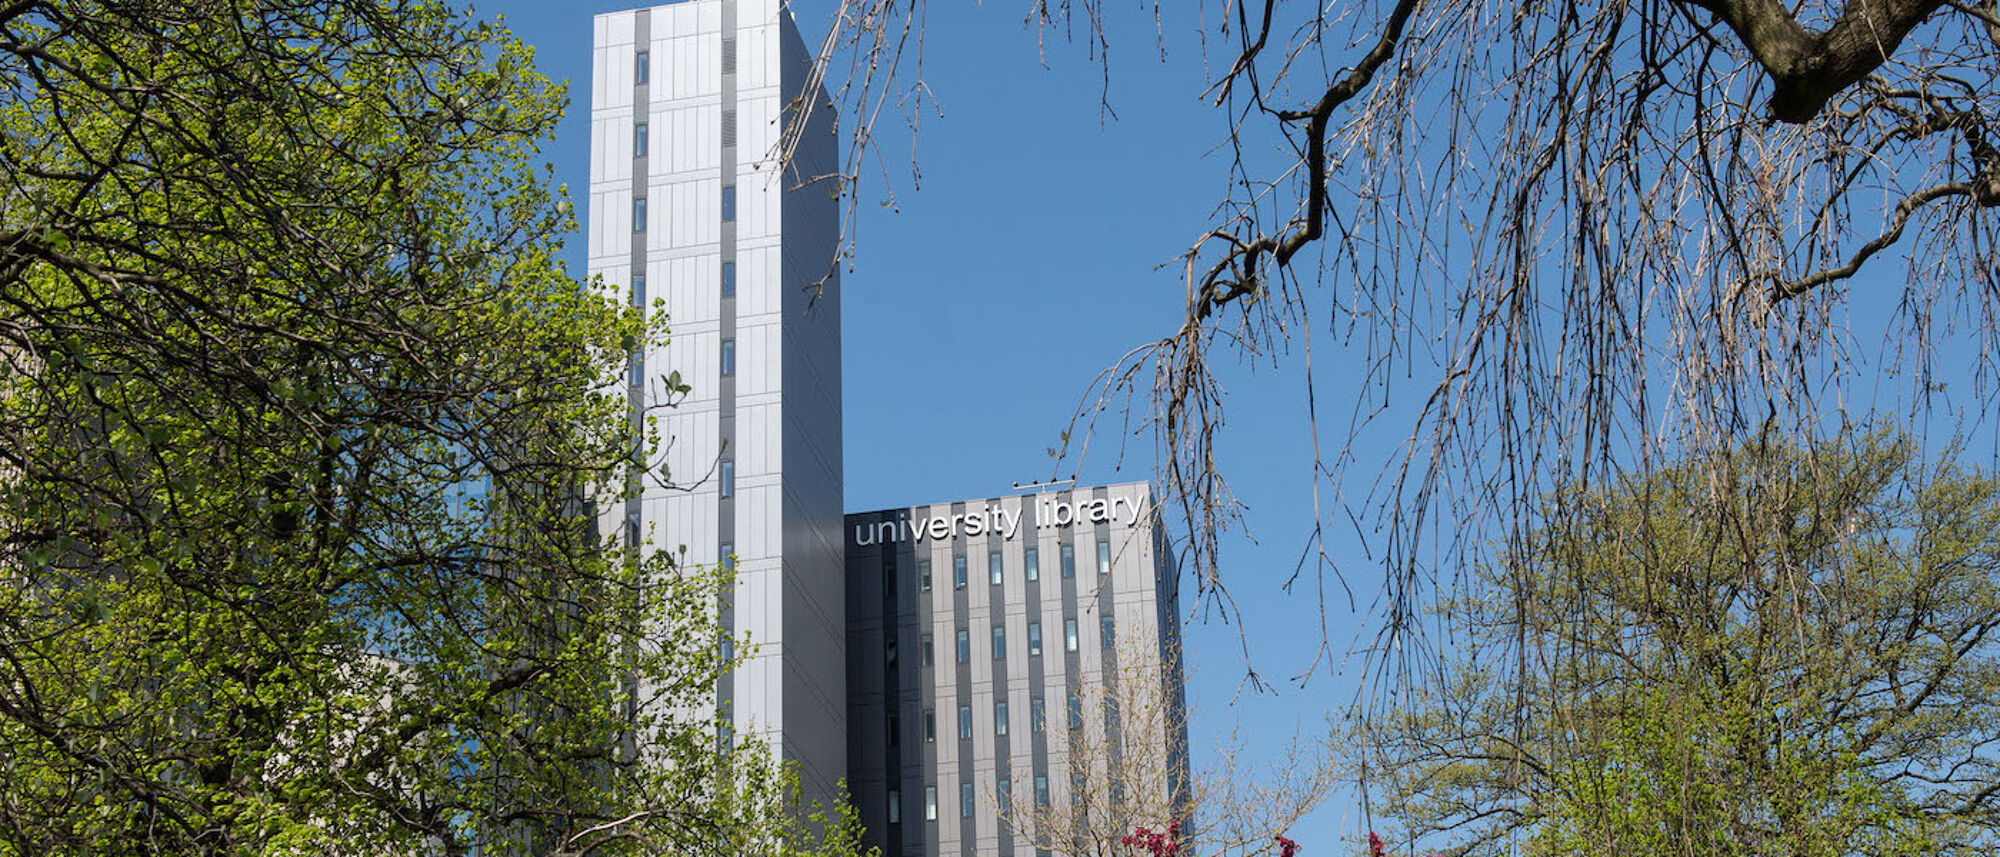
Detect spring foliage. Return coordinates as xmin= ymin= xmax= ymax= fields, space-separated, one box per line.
xmin=0 ymin=3 xmax=861 ymax=855
xmin=1359 ymin=435 xmax=2000 ymax=857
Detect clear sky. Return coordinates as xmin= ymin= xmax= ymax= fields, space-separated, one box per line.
xmin=477 ymin=0 xmax=1369 ymax=851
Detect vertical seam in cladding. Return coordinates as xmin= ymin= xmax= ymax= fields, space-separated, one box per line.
xmin=624 ymin=7 xmax=650 ymax=617
xmin=716 ymin=0 xmax=740 ymax=725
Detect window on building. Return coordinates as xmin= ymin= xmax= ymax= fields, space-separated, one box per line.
xmin=1028 ymin=622 xmax=1042 ymax=656
xmin=632 ymin=197 xmax=647 ymax=233
xmin=925 ymin=785 xmax=938 ymax=821
xmin=635 ymin=49 xmax=649 ymax=85
xmin=1064 ymin=617 xmax=1079 ymax=652
xmin=919 ymin=558 xmax=932 ymax=591
xmin=634 ymin=121 xmax=648 ymax=157
xmin=953 ymin=554 xmax=967 ymax=589
xmin=719 ymin=636 xmax=733 ymax=664
xmin=997 ymin=777 xmax=1012 ymax=807
xmin=1060 ymin=543 xmax=1075 ymax=578
xmin=721 ymin=185 xmax=736 ymax=221
xmin=958 ymin=704 xmax=972 ymax=740
xmin=992 ymin=625 xmax=1006 ymax=660
xmin=720 ymin=338 xmax=735 ymax=376
xmin=719 ymin=542 xmax=733 ymax=570
xmin=995 ymin=700 xmax=1009 ymax=736
xmin=989 ymin=550 xmax=1003 ymax=585
xmin=1034 ymin=774 xmax=1050 ymax=808
xmin=924 ymin=709 xmax=935 ymax=742
xmin=955 ymin=628 xmax=969 ymax=663
xmin=1102 ymin=614 xmax=1116 ymax=648
xmin=921 ymin=633 xmax=933 ymax=667
xmin=1068 ymin=691 xmax=1084 ymax=729
xmin=1025 ymin=547 xmax=1039 ymax=581
xmin=718 ymin=459 xmax=734 ymax=498
xmin=961 ymin=782 xmax=975 ymax=818
xmin=1031 ymin=696 xmax=1045 ymax=732
xmin=1097 ymin=541 xmax=1112 ymax=576
xmin=632 ymin=270 xmax=647 ymax=306
xmin=888 ymin=789 xmax=901 ymax=824
xmin=722 ymin=261 xmax=736 ymax=297
xmin=885 ymin=638 xmax=898 ymax=670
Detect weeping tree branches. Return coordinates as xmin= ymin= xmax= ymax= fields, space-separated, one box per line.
xmin=806 ymin=0 xmax=2000 ymax=679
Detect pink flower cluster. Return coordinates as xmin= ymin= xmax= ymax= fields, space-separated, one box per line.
xmin=1119 ymin=820 xmax=1184 ymax=856
xmin=1365 ymin=829 xmax=1439 ymax=857
xmin=1277 ymin=834 xmax=1300 ymax=857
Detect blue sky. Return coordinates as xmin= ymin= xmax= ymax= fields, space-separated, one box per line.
xmin=480 ymin=0 xmax=1368 ymax=851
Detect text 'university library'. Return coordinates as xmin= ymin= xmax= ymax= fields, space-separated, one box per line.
xmin=586 ymin=2 xmax=1190 ymax=856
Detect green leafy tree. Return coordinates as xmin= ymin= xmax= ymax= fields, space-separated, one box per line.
xmin=1355 ymin=435 xmax=2000 ymax=857
xmin=0 ymin=3 xmax=864 ymax=855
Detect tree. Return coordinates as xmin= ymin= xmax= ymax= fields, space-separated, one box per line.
xmin=995 ymin=639 xmax=1339 ymax=857
xmin=810 ymin=0 xmax=2000 ymax=667
xmin=0 ymin=3 xmax=862 ymax=855
xmin=1353 ymin=434 xmax=2000 ymax=856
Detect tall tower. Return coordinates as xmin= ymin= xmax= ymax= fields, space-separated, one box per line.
xmin=588 ymin=0 xmax=846 ymax=811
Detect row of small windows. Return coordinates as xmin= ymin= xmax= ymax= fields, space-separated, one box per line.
xmin=889 ymin=774 xmax=1055 ymax=824
xmin=921 ymin=541 xmax=1112 ymax=592
xmin=632 ymin=186 xmax=736 ymax=233
xmin=635 ymin=40 xmax=735 ymax=86
xmin=917 ymin=614 xmax=1094 ymax=668
xmin=908 ymin=694 xmax=1067 ymax=745
xmin=627 ymin=263 xmax=735 ymax=304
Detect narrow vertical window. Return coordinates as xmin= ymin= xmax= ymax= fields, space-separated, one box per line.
xmin=925 ymin=785 xmax=938 ymax=821
xmin=1101 ymin=614 xmax=1115 ymax=647
xmin=885 ymin=638 xmax=898 ymax=669
xmin=633 ymin=121 xmax=648 ymax=157
xmin=995 ymin=700 xmax=1010 ymax=736
xmin=992 ymin=625 xmax=1006 ymax=660
xmin=924 ymin=709 xmax=935 ymax=742
xmin=1025 ymin=547 xmax=1039 ymax=581
xmin=1060 ymin=543 xmax=1075 ymax=578
xmin=997 ymin=777 xmax=1012 ymax=807
xmin=632 ymin=197 xmax=647 ymax=233
xmin=958 ymin=705 xmax=972 ymax=740
xmin=919 ymin=558 xmax=932 ymax=591
xmin=719 ymin=543 xmax=734 ymax=570
xmin=955 ymin=628 xmax=969 ymax=663
xmin=1028 ymin=622 xmax=1042 ymax=656
xmin=721 ymin=185 xmax=736 ymax=221
xmin=1068 ymin=692 xmax=1083 ymax=728
xmin=1064 ymin=617 xmax=1078 ymax=652
xmin=888 ymin=789 xmax=902 ymax=824
xmin=1097 ymin=541 xmax=1112 ymax=576
xmin=961 ymin=782 xmax=975 ymax=818
xmin=635 ymin=49 xmax=649 ymax=85
xmin=1031 ymin=696 xmax=1045 ymax=732
xmin=718 ymin=459 xmax=734 ymax=498
xmin=1034 ymin=774 xmax=1050 ymax=807
xmin=953 ymin=554 xmax=967 ymax=589
xmin=989 ymin=550 xmax=1004 ymax=585
xmin=720 ymin=338 xmax=735 ymax=376
xmin=921 ymin=633 xmax=934 ymax=666
xmin=632 ymin=270 xmax=647 ymax=306
xmin=722 ymin=261 xmax=736 ymax=297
